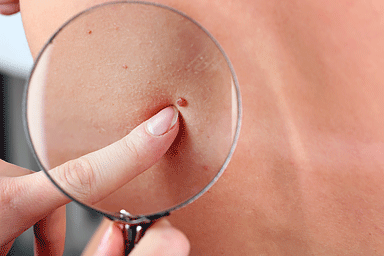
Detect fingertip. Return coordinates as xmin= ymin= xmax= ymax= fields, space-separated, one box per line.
xmin=82 ymin=219 xmax=124 ymax=256
xmin=154 ymin=218 xmax=172 ymax=227
xmin=161 ymin=225 xmax=191 ymax=256
xmin=145 ymin=106 xmax=179 ymax=136
xmin=0 ymin=3 xmax=20 ymax=15
xmin=130 ymin=218 xmax=190 ymax=256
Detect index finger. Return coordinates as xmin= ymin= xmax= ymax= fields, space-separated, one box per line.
xmin=0 ymin=106 xmax=179 ymax=244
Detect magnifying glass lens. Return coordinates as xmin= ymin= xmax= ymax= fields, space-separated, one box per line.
xmin=26 ymin=2 xmax=241 ymax=218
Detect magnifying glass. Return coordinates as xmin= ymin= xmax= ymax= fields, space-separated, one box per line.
xmin=23 ymin=1 xmax=241 ymax=254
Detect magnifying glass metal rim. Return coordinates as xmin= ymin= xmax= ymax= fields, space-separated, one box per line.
xmin=22 ymin=0 xmax=242 ymax=224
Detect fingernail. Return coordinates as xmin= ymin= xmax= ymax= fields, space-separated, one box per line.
xmin=146 ymin=106 xmax=178 ymax=136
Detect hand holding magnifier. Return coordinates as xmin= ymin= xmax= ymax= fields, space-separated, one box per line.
xmin=24 ymin=2 xmax=241 ymax=254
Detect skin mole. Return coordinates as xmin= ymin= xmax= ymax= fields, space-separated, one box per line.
xmin=176 ymin=97 xmax=188 ymax=107
xmin=87 ymin=30 xmax=92 ymax=34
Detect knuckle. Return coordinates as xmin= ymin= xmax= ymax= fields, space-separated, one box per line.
xmin=122 ymin=136 xmax=141 ymax=160
xmin=0 ymin=178 xmax=13 ymax=206
xmin=56 ymin=158 xmax=96 ymax=202
xmin=0 ymin=178 xmax=23 ymax=215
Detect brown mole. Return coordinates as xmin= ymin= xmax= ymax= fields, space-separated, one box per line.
xmin=176 ymin=97 xmax=188 ymax=107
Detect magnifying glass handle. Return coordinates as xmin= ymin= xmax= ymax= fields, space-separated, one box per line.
xmin=119 ymin=210 xmax=170 ymax=255
xmin=122 ymin=222 xmax=153 ymax=255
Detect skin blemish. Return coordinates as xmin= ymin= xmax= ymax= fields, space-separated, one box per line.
xmin=88 ymin=30 xmax=92 ymax=35
xmin=122 ymin=64 xmax=128 ymax=69
xmin=176 ymin=97 xmax=188 ymax=107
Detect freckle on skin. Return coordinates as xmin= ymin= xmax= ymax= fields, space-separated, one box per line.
xmin=88 ymin=30 xmax=92 ymax=34
xmin=122 ymin=65 xmax=128 ymax=69
xmin=176 ymin=97 xmax=188 ymax=107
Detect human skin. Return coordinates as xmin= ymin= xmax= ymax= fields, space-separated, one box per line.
xmin=0 ymin=104 xmax=190 ymax=255
xmin=14 ymin=0 xmax=384 ymax=255
xmin=25 ymin=3 xmax=233 ymax=214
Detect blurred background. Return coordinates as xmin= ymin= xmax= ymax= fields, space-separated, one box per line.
xmin=1 ymin=13 xmax=102 ymax=255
